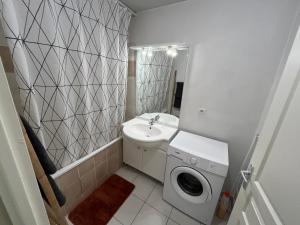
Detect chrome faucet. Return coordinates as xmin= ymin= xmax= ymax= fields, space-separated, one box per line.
xmin=149 ymin=114 xmax=160 ymax=126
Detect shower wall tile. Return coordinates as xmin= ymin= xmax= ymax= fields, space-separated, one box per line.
xmin=55 ymin=138 xmax=123 ymax=215
xmin=107 ymin=142 xmax=119 ymax=157
xmin=57 ymin=167 xmax=80 ymax=190
xmin=81 ymin=169 xmax=96 ymax=200
xmin=63 ymin=180 xmax=82 ymax=213
xmin=95 ymin=161 xmax=108 ymax=182
xmin=78 ymin=157 xmax=95 ymax=177
xmin=94 ymin=149 xmax=107 ymax=164
xmin=108 ymin=154 xmax=119 ymax=175
xmin=81 ymin=169 xmax=96 ymax=191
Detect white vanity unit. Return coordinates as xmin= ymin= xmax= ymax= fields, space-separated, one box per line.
xmin=122 ymin=117 xmax=177 ymax=182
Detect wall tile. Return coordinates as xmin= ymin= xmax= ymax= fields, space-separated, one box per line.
xmin=108 ymin=154 xmax=119 ymax=175
xmin=63 ymin=180 xmax=82 ymax=213
xmin=80 ymin=168 xmax=96 ymax=191
xmin=117 ymin=139 xmax=123 ymax=166
xmin=96 ymin=174 xmax=108 ymax=187
xmin=65 ymin=194 xmax=82 ymax=214
xmin=63 ymin=180 xmax=82 ymax=201
xmin=56 ymin=138 xmax=124 ymax=215
xmin=56 ymin=167 xmax=80 ymax=190
xmin=95 ymin=161 xmax=108 ymax=182
xmin=94 ymin=149 xmax=107 ymax=165
xmin=107 ymin=142 xmax=119 ymax=157
xmin=78 ymin=157 xmax=94 ymax=177
xmin=58 ymin=206 xmax=66 ymax=217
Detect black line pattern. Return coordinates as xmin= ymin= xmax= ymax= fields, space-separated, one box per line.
xmin=0 ymin=0 xmax=131 ymax=168
xmin=136 ymin=49 xmax=173 ymax=115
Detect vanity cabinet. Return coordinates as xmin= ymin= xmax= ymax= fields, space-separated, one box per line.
xmin=123 ymin=138 xmax=143 ymax=169
xmin=142 ymin=148 xmax=166 ymax=182
xmin=123 ymin=138 xmax=167 ymax=182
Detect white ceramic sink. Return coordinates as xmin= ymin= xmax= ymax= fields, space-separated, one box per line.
xmin=123 ymin=123 xmax=164 ymax=148
xmin=123 ymin=118 xmax=178 ymax=148
xmin=138 ymin=113 xmax=179 ymax=128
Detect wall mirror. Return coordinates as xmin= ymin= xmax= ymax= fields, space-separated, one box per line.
xmin=125 ymin=44 xmax=189 ymax=127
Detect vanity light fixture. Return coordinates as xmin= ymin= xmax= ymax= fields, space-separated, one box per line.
xmin=166 ymin=47 xmax=178 ymax=57
xmin=147 ymin=48 xmax=153 ymax=57
xmin=142 ymin=48 xmax=147 ymax=55
xmin=166 ymin=47 xmax=173 ymax=55
xmin=171 ymin=48 xmax=178 ymax=57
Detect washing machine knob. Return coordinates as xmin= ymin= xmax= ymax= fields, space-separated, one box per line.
xmin=190 ymin=157 xmax=197 ymax=165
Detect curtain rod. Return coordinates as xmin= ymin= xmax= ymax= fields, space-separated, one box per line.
xmin=119 ymin=1 xmax=137 ymax=16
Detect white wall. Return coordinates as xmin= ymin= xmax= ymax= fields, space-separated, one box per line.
xmin=129 ymin=0 xmax=300 ymax=188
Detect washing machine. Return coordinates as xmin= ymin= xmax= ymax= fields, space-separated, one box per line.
xmin=163 ymin=131 xmax=229 ymax=225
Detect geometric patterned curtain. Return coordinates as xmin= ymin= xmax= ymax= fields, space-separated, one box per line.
xmin=0 ymin=0 xmax=131 ymax=168
xmin=136 ymin=49 xmax=173 ymax=115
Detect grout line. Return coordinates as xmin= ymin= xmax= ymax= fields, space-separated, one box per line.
xmin=145 ymin=182 xmax=157 ymax=201
xmin=144 ymin=202 xmax=169 ymax=219
xmin=131 ymin=193 xmax=145 ymax=202
xmin=129 ymin=200 xmax=146 ymax=225
xmin=167 ymin=208 xmax=173 ymax=219
xmin=167 ymin=207 xmax=174 ymax=224
xmin=166 ymin=217 xmax=180 ymax=225
xmin=130 ymin=182 xmax=157 ymax=225
xmin=114 ymin=217 xmax=125 ymax=225
xmin=117 ymin=166 xmax=172 ymax=224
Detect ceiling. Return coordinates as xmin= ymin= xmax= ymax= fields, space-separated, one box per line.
xmin=120 ymin=0 xmax=186 ymax=12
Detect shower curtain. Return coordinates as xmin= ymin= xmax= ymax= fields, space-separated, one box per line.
xmin=136 ymin=49 xmax=173 ymax=115
xmin=0 ymin=0 xmax=131 ymax=168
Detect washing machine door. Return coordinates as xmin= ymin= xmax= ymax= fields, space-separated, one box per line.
xmin=170 ymin=166 xmax=212 ymax=204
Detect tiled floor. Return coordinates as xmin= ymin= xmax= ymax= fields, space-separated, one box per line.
xmin=111 ymin=165 xmax=227 ymax=225
xmin=67 ymin=165 xmax=227 ymax=225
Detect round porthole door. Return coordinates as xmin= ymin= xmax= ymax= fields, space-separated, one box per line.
xmin=170 ymin=166 xmax=212 ymax=204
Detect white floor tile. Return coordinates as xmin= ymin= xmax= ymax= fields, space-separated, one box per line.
xmin=146 ymin=184 xmax=172 ymax=217
xmin=115 ymin=165 xmax=139 ymax=182
xmin=132 ymin=174 xmax=157 ymax=200
xmin=169 ymin=208 xmax=202 ymax=225
xmin=132 ymin=203 xmax=168 ymax=225
xmin=114 ymin=194 xmax=144 ymax=225
xmin=166 ymin=219 xmax=180 ymax=225
xmin=107 ymin=217 xmax=123 ymax=225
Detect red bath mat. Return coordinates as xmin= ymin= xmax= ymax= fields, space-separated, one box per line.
xmin=69 ymin=174 xmax=135 ymax=225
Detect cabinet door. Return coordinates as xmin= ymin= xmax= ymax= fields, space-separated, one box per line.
xmin=142 ymin=148 xmax=167 ymax=182
xmin=123 ymin=138 xmax=142 ymax=170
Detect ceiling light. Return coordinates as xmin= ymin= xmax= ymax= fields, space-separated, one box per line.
xmin=147 ymin=50 xmax=153 ymax=57
xmin=167 ymin=47 xmax=177 ymax=57
xmin=171 ymin=49 xmax=178 ymax=57
xmin=166 ymin=47 xmax=173 ymax=56
xmin=142 ymin=48 xmax=147 ymax=55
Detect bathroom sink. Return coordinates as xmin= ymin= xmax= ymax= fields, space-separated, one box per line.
xmin=123 ymin=123 xmax=164 ymax=148
xmin=138 ymin=113 xmax=179 ymax=128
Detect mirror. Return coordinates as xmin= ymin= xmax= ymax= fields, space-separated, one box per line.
xmin=125 ymin=44 xmax=189 ymax=127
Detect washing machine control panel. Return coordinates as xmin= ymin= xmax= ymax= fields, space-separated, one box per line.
xmin=168 ymin=147 xmax=228 ymax=177
xmin=189 ymin=157 xmax=197 ymax=165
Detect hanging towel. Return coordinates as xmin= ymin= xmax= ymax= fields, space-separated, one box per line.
xmin=39 ymin=175 xmax=66 ymax=207
xmin=174 ymin=82 xmax=184 ymax=108
xmin=20 ymin=116 xmax=66 ymax=206
xmin=20 ymin=116 xmax=57 ymax=174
